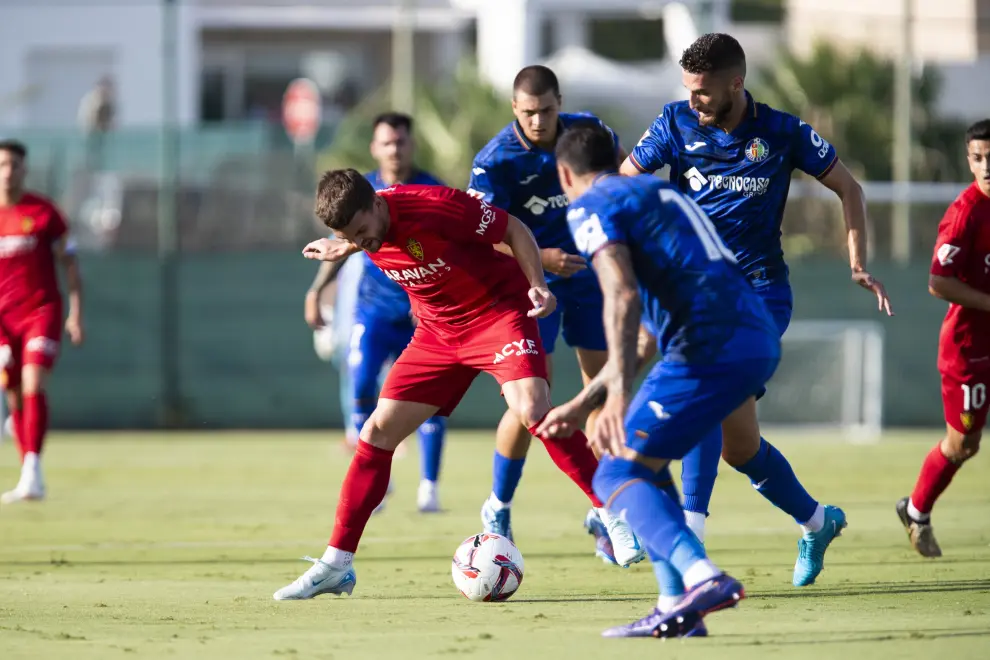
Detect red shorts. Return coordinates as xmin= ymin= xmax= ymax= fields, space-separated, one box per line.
xmin=941 ymin=370 xmax=990 ymax=434
xmin=0 ymin=305 xmax=62 ymax=390
xmin=380 ymin=308 xmax=548 ymax=417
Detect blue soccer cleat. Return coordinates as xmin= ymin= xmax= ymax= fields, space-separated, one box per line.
xmin=601 ymin=608 xmax=708 ymax=638
xmin=481 ymin=499 xmax=513 ymax=542
xmin=793 ymin=504 xmax=847 ymax=587
xmin=585 ymin=508 xmax=617 ymax=566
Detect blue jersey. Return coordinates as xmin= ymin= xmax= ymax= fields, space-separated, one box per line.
xmin=467 ymin=112 xmax=621 ymax=286
xmin=567 ymin=174 xmax=779 ymax=364
xmin=628 ymin=93 xmax=838 ymax=287
xmin=359 ymin=169 xmax=444 ymax=322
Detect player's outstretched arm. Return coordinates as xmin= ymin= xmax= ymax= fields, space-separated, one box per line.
xmin=302 ymin=237 xmax=362 ymax=262
xmin=619 ymin=156 xmax=645 ymax=177
xmin=55 ymin=237 xmax=84 ymax=346
xmin=304 ymin=259 xmax=348 ymax=329
xmin=819 ymin=160 xmax=894 ymax=316
xmin=501 ymin=215 xmax=556 ymax=318
xmin=929 ymin=275 xmax=990 ymax=311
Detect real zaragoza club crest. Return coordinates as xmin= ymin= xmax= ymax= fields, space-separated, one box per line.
xmin=406 ymin=238 xmax=424 ymax=261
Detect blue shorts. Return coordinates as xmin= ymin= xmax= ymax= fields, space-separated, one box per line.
xmin=755 ymin=284 xmax=792 ymax=398
xmin=538 ymin=277 xmax=607 ymax=354
xmin=625 ymin=355 xmax=780 ymax=460
xmin=348 ymin=310 xmax=415 ymax=401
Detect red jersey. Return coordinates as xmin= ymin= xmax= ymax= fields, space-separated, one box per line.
xmin=930 ymin=182 xmax=990 ymax=374
xmin=367 ymin=185 xmax=530 ymax=328
xmin=0 ymin=192 xmax=67 ymax=316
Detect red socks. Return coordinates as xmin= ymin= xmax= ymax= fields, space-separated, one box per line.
xmin=530 ymin=421 xmax=604 ymax=508
xmin=21 ymin=393 xmax=48 ymax=456
xmin=909 ymin=443 xmax=960 ymax=515
xmin=329 ymin=441 xmax=394 ymax=553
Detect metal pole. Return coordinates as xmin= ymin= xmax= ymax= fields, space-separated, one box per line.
xmin=158 ymin=0 xmax=181 ymax=427
xmin=891 ymin=0 xmax=913 ymax=264
xmin=391 ymin=0 xmax=416 ymax=114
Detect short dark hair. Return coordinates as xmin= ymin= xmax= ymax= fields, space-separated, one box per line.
xmin=555 ymin=121 xmax=616 ymax=176
xmin=314 ymin=168 xmax=377 ymax=230
xmin=966 ymin=119 xmax=990 ymax=145
xmin=513 ymin=65 xmax=560 ymax=98
xmin=0 ymin=139 xmax=27 ymax=159
xmin=679 ymin=33 xmax=746 ymax=78
xmin=372 ymin=112 xmax=413 ymax=134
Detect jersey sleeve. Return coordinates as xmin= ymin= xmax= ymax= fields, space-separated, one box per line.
xmin=791 ymin=118 xmax=838 ymax=180
xmin=628 ymin=112 xmax=674 ymax=174
xmin=466 ymin=156 xmax=511 ymax=209
xmin=433 ymin=187 xmax=511 ymax=245
xmin=45 ymin=201 xmax=69 ymax=244
xmin=568 ymin=204 xmax=627 ymax=261
xmin=930 ymin=202 xmax=972 ymax=278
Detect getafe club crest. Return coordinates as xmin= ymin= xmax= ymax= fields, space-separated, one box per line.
xmin=745 ymin=137 xmax=769 ymax=163
xmin=406 ymin=238 xmax=424 ymax=261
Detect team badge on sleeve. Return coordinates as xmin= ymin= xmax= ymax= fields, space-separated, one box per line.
xmin=937 ymin=243 xmax=960 ymax=266
xmin=407 ymin=238 xmax=424 ymax=261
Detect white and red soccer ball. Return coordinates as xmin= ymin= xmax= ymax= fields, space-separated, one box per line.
xmin=451 ymin=533 xmax=524 ymax=602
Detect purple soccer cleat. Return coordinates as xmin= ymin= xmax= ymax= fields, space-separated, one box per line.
xmin=601 ymin=608 xmax=708 ymax=639
xmin=651 ymin=574 xmax=745 ymax=638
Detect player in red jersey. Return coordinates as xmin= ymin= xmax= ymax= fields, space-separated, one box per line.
xmin=272 ymin=169 xmax=639 ymax=600
xmin=0 ymin=139 xmax=84 ymax=504
xmin=896 ymin=119 xmax=990 ymax=557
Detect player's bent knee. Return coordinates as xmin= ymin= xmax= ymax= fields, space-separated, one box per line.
xmin=944 ymin=428 xmax=982 ymax=462
xmin=20 ymin=364 xmax=48 ymax=395
xmin=592 ymin=454 xmax=655 ymax=507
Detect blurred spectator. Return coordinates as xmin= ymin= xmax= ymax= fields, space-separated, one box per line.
xmin=78 ymin=76 xmax=116 ymax=169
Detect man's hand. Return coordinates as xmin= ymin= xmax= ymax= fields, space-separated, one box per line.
xmin=589 ymin=392 xmax=629 ymax=457
xmin=528 ymin=287 xmax=556 ymax=318
xmin=302 ymin=238 xmax=357 ymax=262
xmin=541 ymin=248 xmax=587 ymax=277
xmin=304 ymin=290 xmax=324 ymax=329
xmin=65 ymin=314 xmax=84 ymax=346
xmin=852 ymin=270 xmax=894 ymax=316
xmin=535 ymin=398 xmax=591 ymax=438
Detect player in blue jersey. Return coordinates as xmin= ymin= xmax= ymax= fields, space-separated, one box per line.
xmin=618 ymin=33 xmax=891 ymax=579
xmin=304 ymin=112 xmax=447 ymax=513
xmin=539 ymin=121 xmax=847 ymax=637
xmin=466 ymin=65 xmax=645 ymax=568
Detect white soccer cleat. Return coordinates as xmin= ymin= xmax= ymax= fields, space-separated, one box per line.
xmin=417 ymin=479 xmax=441 ymax=513
xmin=597 ymin=507 xmax=647 ymax=568
xmin=273 ymin=557 xmax=357 ymax=601
xmin=0 ymin=480 xmax=45 ymax=505
xmin=1 ymin=454 xmax=45 ymax=505
xmin=372 ymin=478 xmax=395 ymax=515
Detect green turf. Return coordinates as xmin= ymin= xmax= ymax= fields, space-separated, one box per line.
xmin=1 ymin=430 xmax=988 ymax=659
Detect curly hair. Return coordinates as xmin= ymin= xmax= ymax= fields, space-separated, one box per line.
xmin=679 ymin=33 xmax=746 ymax=77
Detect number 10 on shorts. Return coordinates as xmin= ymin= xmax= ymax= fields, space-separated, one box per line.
xmin=961 ymin=382 xmax=986 ymax=412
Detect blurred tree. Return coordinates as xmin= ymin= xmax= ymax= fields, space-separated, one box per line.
xmin=318 ymin=62 xmax=512 ymax=189
xmin=752 ymin=41 xmax=967 ymax=182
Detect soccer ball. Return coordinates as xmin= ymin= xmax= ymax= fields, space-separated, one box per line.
xmin=451 ymin=533 xmax=524 ymax=602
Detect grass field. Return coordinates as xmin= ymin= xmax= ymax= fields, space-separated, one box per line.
xmin=1 ymin=429 xmax=988 ymax=660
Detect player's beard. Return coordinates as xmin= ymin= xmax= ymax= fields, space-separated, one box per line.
xmin=698 ymin=97 xmax=734 ymax=128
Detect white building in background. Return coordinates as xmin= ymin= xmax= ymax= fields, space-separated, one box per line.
xmin=785 ymin=0 xmax=990 ymax=121
xmin=0 ymin=0 xmax=786 ymax=130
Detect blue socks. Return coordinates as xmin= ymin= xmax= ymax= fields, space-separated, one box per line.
xmin=593 ymin=456 xmax=709 ymax=579
xmin=492 ymin=451 xmax=526 ymax=503
xmin=680 ymin=427 xmax=721 ymax=515
xmin=734 ymin=437 xmax=818 ymax=524
xmin=417 ymin=417 xmax=446 ymax=482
